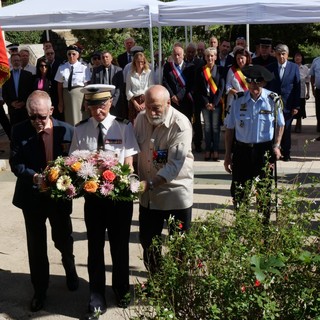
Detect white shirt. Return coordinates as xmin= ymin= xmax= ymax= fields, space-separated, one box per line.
xmin=69 ymin=115 xmax=139 ymax=165
xmin=54 ymin=60 xmax=91 ymax=88
xmin=125 ymin=69 xmax=154 ymax=101
xmin=23 ymin=63 xmax=36 ymax=75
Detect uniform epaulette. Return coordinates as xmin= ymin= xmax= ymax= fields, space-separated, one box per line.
xmin=115 ymin=117 xmax=130 ymax=125
xmin=75 ymin=118 xmax=89 ymax=126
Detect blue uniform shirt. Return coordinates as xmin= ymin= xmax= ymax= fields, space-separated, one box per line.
xmin=225 ymin=89 xmax=285 ymax=144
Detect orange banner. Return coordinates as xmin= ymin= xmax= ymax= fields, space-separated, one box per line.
xmin=0 ymin=27 xmax=10 ymax=87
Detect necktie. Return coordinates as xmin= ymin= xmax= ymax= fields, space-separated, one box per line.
xmin=279 ymin=66 xmax=285 ymax=80
xmin=38 ymin=131 xmax=47 ymax=170
xmin=13 ymin=69 xmax=19 ymax=97
xmin=128 ymin=54 xmax=132 ymax=63
xmin=97 ymin=123 xmax=105 ymax=150
xmin=68 ymin=65 xmax=74 ymax=91
xmin=104 ymin=68 xmax=109 ymax=84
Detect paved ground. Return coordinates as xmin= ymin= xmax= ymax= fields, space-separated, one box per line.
xmin=0 ymin=98 xmax=320 ymax=320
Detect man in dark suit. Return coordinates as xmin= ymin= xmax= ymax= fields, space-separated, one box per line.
xmin=2 ymin=53 xmax=33 ymax=125
xmin=162 ymin=44 xmax=195 ymax=121
xmin=91 ymin=51 xmax=125 ymax=118
xmin=9 ymin=90 xmax=78 ymax=312
xmin=44 ymin=47 xmax=64 ymax=120
xmin=266 ymin=44 xmax=300 ymax=161
xmin=117 ymin=37 xmax=135 ymax=69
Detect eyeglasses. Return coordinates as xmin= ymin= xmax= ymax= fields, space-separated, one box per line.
xmin=46 ymin=52 xmax=54 ymax=55
xmin=68 ymin=52 xmax=77 ymax=56
xmin=29 ymin=114 xmax=48 ymax=120
xmin=88 ymin=100 xmax=111 ymax=110
xmin=246 ymin=77 xmax=264 ymax=84
xmin=40 ymin=65 xmax=48 ymax=68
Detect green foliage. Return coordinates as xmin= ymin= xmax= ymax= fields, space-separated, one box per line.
xmin=132 ymin=178 xmax=320 ymax=319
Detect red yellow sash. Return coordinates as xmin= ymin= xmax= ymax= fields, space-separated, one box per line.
xmin=231 ymin=66 xmax=248 ymax=91
xmin=203 ymin=66 xmax=218 ymax=94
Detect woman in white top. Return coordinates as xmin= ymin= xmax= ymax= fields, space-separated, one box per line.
xmin=126 ymin=52 xmax=154 ymax=123
xmin=293 ymin=51 xmax=310 ymax=133
xmin=225 ymin=47 xmax=252 ymax=114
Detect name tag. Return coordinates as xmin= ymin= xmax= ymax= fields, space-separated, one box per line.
xmin=259 ymin=110 xmax=272 ymax=114
xmin=105 ymin=139 xmax=122 ymax=144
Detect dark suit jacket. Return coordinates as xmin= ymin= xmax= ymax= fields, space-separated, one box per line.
xmin=90 ymin=64 xmax=125 ymax=117
xmin=2 ymin=69 xmax=34 ymax=124
xmin=266 ymin=61 xmax=300 ymax=111
xmin=117 ymin=51 xmax=131 ymax=69
xmin=10 ymin=118 xmax=74 ymax=212
xmin=48 ymin=57 xmax=63 ymax=108
xmin=162 ymin=61 xmax=195 ymax=119
xmin=194 ymin=64 xmax=225 ymax=109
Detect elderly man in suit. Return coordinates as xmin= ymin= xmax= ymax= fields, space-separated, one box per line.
xmin=162 ymin=44 xmax=195 ymax=121
xmin=117 ymin=37 xmax=135 ymax=69
xmin=266 ymin=44 xmax=300 ymax=161
xmin=90 ymin=51 xmax=125 ymax=118
xmin=2 ymin=52 xmax=33 ymax=125
xmin=9 ymin=90 xmax=78 ymax=312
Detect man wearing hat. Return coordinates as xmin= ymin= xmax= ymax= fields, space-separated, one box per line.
xmin=224 ymin=65 xmax=284 ymax=224
xmin=266 ymin=43 xmax=300 ymax=161
xmin=54 ymin=45 xmax=91 ymax=125
xmin=252 ymin=38 xmax=277 ymax=66
xmin=6 ymin=43 xmax=19 ymax=55
xmin=90 ymin=51 xmax=102 ymax=72
xmin=69 ymin=84 xmax=139 ymax=319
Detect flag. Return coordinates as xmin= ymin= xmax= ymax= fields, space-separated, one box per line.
xmin=0 ymin=27 xmax=10 ymax=87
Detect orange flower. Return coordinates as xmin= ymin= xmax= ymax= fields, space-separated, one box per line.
xmin=48 ymin=168 xmax=59 ymax=183
xmin=102 ymin=170 xmax=116 ymax=182
xmin=71 ymin=161 xmax=81 ymax=172
xmin=83 ymin=180 xmax=99 ymax=193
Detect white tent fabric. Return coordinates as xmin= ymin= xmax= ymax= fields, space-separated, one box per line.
xmin=0 ymin=0 xmax=160 ymax=31
xmin=157 ymin=0 xmax=320 ymax=26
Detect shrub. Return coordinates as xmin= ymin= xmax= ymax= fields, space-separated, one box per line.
xmin=132 ymin=179 xmax=320 ymax=320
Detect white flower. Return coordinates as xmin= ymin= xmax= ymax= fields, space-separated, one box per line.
xmin=56 ymin=175 xmax=72 ymax=191
xmin=77 ymin=161 xmax=97 ymax=179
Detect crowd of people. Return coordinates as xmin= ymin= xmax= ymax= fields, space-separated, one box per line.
xmin=0 ymin=34 xmax=316 ymax=319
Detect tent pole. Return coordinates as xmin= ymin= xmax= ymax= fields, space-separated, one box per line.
xmin=246 ymin=24 xmax=250 ymax=52
xmin=158 ymin=26 xmax=162 ymax=84
xmin=185 ymin=26 xmax=188 ymax=46
xmin=190 ymin=26 xmax=193 ymax=43
xmin=46 ymin=30 xmax=50 ymax=41
xmin=149 ymin=26 xmax=154 ymax=72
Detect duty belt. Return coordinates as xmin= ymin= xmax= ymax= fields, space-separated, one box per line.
xmin=235 ymin=140 xmax=272 ymax=148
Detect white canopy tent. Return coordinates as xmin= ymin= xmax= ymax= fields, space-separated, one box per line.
xmin=0 ymin=0 xmax=160 ymax=30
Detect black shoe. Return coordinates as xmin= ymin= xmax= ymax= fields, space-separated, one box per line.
xmin=316 ymin=136 xmax=320 ymax=141
xmin=66 ymin=269 xmax=79 ymax=291
xmin=116 ymin=292 xmax=131 ymax=308
xmin=282 ymin=156 xmax=291 ymax=162
xmin=84 ymin=307 xmax=106 ymax=320
xmin=30 ymin=294 xmax=46 ymax=312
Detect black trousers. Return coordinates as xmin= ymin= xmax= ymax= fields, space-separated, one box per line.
xmin=231 ymin=142 xmax=274 ymax=222
xmin=84 ymin=197 xmax=133 ymax=309
xmin=139 ymin=205 xmax=192 ymax=274
xmin=22 ymin=207 xmax=74 ymax=295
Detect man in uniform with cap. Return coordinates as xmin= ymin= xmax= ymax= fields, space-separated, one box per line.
xmin=266 ymin=43 xmax=300 ymax=161
xmin=54 ymin=45 xmax=91 ymax=125
xmin=252 ymin=38 xmax=277 ymax=66
xmin=69 ymin=84 xmax=139 ymax=319
xmin=224 ymin=65 xmax=284 ymax=224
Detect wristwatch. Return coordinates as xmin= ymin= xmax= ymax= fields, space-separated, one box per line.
xmin=273 ymin=144 xmax=280 ymax=149
xmin=148 ymin=180 xmax=154 ymax=191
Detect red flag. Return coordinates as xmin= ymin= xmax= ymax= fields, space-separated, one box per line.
xmin=0 ymin=27 xmax=10 ymax=87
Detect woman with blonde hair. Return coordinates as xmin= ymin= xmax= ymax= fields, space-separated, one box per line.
xmin=126 ymin=52 xmax=154 ymax=123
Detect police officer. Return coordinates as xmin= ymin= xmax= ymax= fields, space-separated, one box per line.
xmin=69 ymin=84 xmax=139 ymax=320
xmin=54 ymin=45 xmax=91 ymax=125
xmin=224 ymin=65 xmax=284 ymax=223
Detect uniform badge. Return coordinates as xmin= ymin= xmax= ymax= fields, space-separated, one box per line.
xmin=105 ymin=139 xmax=122 ymax=144
xmin=240 ymin=103 xmax=247 ymax=111
xmin=259 ymin=109 xmax=272 ymax=114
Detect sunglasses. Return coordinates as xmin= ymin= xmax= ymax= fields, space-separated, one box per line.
xmin=29 ymin=114 xmax=48 ymax=120
xmin=246 ymin=77 xmax=264 ymax=84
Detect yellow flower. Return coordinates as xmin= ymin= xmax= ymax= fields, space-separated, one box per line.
xmin=48 ymin=168 xmax=60 ymax=183
xmin=71 ymin=161 xmax=82 ymax=172
xmin=83 ymin=180 xmax=99 ymax=193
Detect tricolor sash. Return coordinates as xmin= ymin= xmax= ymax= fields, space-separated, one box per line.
xmin=203 ymin=66 xmax=218 ymax=95
xmin=170 ymin=61 xmax=193 ymax=102
xmin=231 ymin=66 xmax=248 ymax=91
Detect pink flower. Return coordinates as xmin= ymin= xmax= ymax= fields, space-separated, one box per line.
xmin=241 ymin=285 xmax=246 ymax=292
xmin=100 ymin=181 xmax=114 ymax=196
